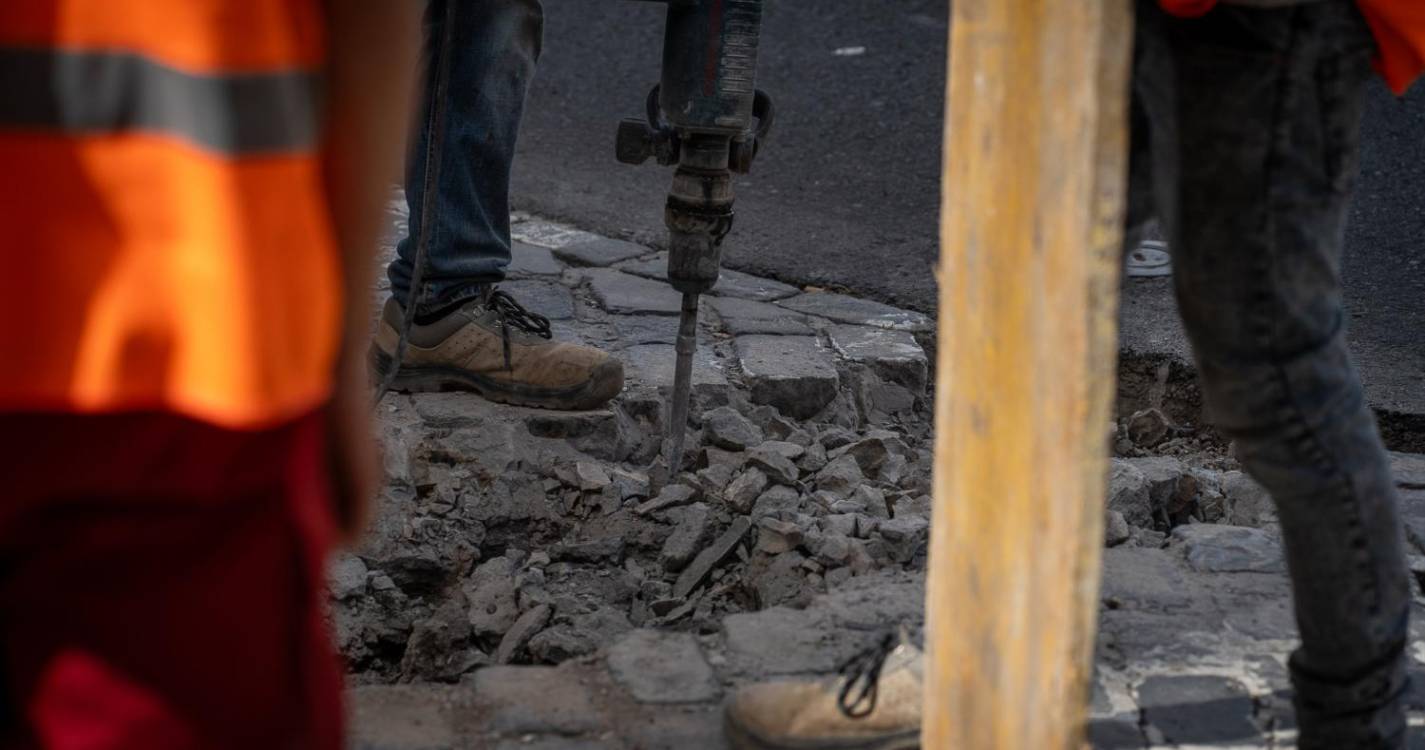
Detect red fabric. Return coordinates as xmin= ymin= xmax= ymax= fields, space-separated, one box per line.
xmin=1156 ymin=0 xmax=1425 ymax=93
xmin=0 ymin=411 xmax=342 ymax=750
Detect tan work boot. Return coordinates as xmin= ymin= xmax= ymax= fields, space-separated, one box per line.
xmin=371 ymin=289 xmax=623 ymax=410
xmin=724 ymin=634 xmax=923 ymax=750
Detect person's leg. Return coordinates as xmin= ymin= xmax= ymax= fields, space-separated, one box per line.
xmin=0 ymin=413 xmax=342 ymax=750
xmin=1134 ymin=2 xmax=1410 ymax=745
xmin=388 ymin=0 xmax=545 ymax=317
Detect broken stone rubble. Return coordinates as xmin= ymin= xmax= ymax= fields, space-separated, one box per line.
xmin=343 ymin=212 xmax=1425 ymax=749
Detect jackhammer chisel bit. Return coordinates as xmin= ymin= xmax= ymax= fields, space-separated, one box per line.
xmin=616 ymin=0 xmax=773 ymax=480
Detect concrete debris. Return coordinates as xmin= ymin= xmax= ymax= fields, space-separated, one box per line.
xmin=465 ymin=557 xmax=521 ymax=638
xmin=1105 ymin=510 xmax=1132 ymax=547
xmin=674 ymin=517 xmax=753 ymax=599
xmin=723 ymin=468 xmax=769 ymax=514
xmin=329 ymin=553 xmax=369 ymax=600
xmin=635 ymin=483 xmax=700 ymax=515
xmin=1128 ymin=407 xmax=1174 ymax=448
xmin=815 ymin=454 xmax=865 ymax=498
xmin=660 ymin=503 xmax=712 ymax=572
xmin=703 ymin=406 xmax=764 ymax=451
xmin=574 ymin=461 xmax=612 ymax=492
xmin=495 ymin=603 xmax=553 ymax=664
xmin=746 ymin=443 xmax=800 ymax=486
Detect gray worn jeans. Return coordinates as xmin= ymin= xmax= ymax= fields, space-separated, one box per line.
xmin=387 ymin=0 xmax=545 ymax=316
xmin=1132 ymin=1 xmax=1411 ymax=746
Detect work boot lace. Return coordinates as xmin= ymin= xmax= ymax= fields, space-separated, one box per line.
xmin=485 ymin=288 xmax=553 ymax=371
xmin=836 ymin=630 xmax=898 ymax=719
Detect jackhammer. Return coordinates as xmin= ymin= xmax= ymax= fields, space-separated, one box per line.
xmin=616 ymin=0 xmax=773 ymax=478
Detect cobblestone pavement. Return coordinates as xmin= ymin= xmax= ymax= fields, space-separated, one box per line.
xmin=345 ymin=207 xmax=1425 ymax=749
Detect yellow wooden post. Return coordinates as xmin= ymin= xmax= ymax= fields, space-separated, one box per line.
xmin=923 ymin=1 xmax=1133 ymax=748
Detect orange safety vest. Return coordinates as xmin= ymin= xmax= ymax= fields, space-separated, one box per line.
xmin=0 ymin=2 xmax=341 ymax=429
xmin=1158 ymin=0 xmax=1425 ymax=94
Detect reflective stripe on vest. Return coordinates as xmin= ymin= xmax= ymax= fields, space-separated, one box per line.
xmin=0 ymin=2 xmax=339 ymax=429
xmin=0 ymin=47 xmax=320 ymax=155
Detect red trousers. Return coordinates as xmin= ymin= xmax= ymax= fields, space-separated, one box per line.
xmin=0 ymin=411 xmax=343 ymax=750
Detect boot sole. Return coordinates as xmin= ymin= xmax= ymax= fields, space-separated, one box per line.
xmin=370 ymin=348 xmax=624 ymax=411
xmin=724 ymin=713 xmax=920 ymax=750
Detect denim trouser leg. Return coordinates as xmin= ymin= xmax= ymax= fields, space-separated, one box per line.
xmin=387 ymin=0 xmax=545 ymax=316
xmin=1134 ymin=2 xmax=1410 ymax=746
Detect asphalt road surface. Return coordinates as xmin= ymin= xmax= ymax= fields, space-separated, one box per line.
xmin=511 ymin=0 xmax=1424 ymax=415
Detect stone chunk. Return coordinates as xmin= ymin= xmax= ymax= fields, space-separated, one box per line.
xmin=826 ymin=325 xmax=929 ymax=391
xmin=1127 ymin=407 xmax=1173 ymax=448
xmin=751 ymin=485 xmax=802 ymax=520
xmin=635 ymin=483 xmax=700 ymax=515
xmin=674 ymin=516 xmax=752 ymax=598
xmin=607 ymin=630 xmax=720 ymax=704
xmin=329 ymin=553 xmax=368 ymax=600
xmin=776 ymin=292 xmax=932 ymax=332
xmin=734 ymin=336 xmax=839 ymax=419
xmin=1108 ymin=459 xmax=1153 ymax=528
xmin=574 ymin=461 xmax=611 ymax=492
xmin=612 ymin=315 xmax=678 ymax=346
xmin=724 ymin=468 xmax=769 ymax=513
xmin=877 ymin=516 xmax=929 ymax=563
xmin=554 ymin=236 xmax=650 ymax=267
xmin=551 ymin=536 xmax=625 ymax=563
xmin=816 ymin=454 xmax=866 ymax=498
xmin=756 ymin=517 xmax=805 ymax=554
xmin=495 ymin=604 xmax=552 ymax=664
xmin=1223 ymin=471 xmax=1276 ymax=529
xmin=1105 ymin=510 xmax=1132 ymax=547
xmin=747 ymin=444 xmax=801 ymax=486
xmin=704 ymin=406 xmax=764 ymax=451
xmin=584 ymin=268 xmax=684 ymax=315
xmin=465 ymin=557 xmax=520 ymax=637
xmin=661 ymin=503 xmax=712 ymax=572
xmin=507 ymin=241 xmax=565 ymax=277
xmin=1172 ymin=524 xmax=1285 ymax=573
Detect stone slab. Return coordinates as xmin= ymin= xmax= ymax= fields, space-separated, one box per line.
xmin=499 ymin=279 xmax=574 ymax=320
xmin=607 ymin=629 xmax=721 ymax=704
xmin=708 ymin=296 xmax=815 ymax=336
xmin=507 ymin=241 xmax=565 ymax=277
xmin=617 ymin=253 xmax=800 ymax=301
xmin=1137 ymin=675 xmax=1260 ymax=746
xmin=555 ymin=237 xmax=651 ymax=267
xmin=722 ymin=606 xmax=838 ymax=674
xmin=826 ymin=324 xmax=928 ymax=391
xmin=1171 ymin=524 xmax=1285 ymax=574
xmin=776 ymin=292 xmax=931 ymax=332
xmin=512 ymin=220 xmax=600 ymax=249
xmin=348 ymin=685 xmax=458 ymax=750
xmin=733 ymin=336 xmax=839 ymax=420
xmin=584 ymin=268 xmax=685 ymax=316
xmin=467 ymin=665 xmax=604 ymax=736
xmin=622 ymin=343 xmax=729 ymax=392
xmin=612 ymin=315 xmax=680 ymax=347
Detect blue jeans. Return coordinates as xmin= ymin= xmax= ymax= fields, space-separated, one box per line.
xmin=387 ymin=0 xmax=544 ymax=316
xmin=1134 ymin=1 xmax=1410 ymax=746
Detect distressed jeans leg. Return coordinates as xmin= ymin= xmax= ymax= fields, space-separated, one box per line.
xmin=387 ymin=0 xmax=545 ymax=315
xmin=1133 ymin=2 xmax=1411 ymax=746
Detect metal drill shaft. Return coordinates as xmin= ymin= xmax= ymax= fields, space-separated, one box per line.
xmin=663 ymin=292 xmax=699 ymax=474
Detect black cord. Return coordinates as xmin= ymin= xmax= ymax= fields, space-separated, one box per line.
xmin=373 ymin=0 xmax=458 ymax=408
